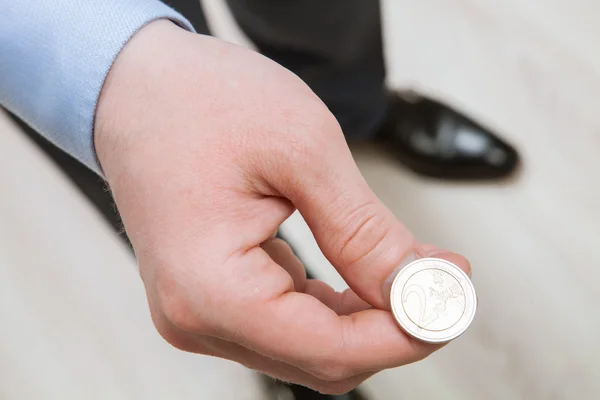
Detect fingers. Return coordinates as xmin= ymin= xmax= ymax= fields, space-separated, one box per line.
xmin=244 ymin=294 xmax=436 ymax=380
xmin=260 ymin=235 xmax=375 ymax=316
xmin=260 ymin=238 xmax=370 ymax=315
xmin=152 ymin=307 xmax=374 ymax=395
xmin=211 ymin=253 xmax=441 ymax=380
xmin=201 ymin=336 xmax=375 ymax=395
xmin=420 ymin=244 xmax=472 ymax=278
xmin=261 ymin=237 xmax=307 ymax=291
xmin=149 ymin=232 xmax=453 ymax=385
xmin=303 ymin=280 xmax=371 ymax=315
xmin=153 ymin=246 xmax=439 ymax=379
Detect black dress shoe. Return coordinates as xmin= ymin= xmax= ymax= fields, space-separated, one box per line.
xmin=375 ymin=93 xmax=519 ymax=180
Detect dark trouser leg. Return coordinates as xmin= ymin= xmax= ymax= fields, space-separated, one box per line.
xmin=227 ymin=0 xmax=390 ymax=141
xmin=225 ymin=1 xmax=520 ymax=180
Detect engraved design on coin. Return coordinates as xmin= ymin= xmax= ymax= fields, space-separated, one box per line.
xmin=402 ymin=269 xmax=465 ymax=331
xmin=390 ymin=258 xmax=477 ymax=343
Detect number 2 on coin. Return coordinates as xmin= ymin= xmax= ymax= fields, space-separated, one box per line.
xmin=403 ymin=285 xmax=438 ymax=329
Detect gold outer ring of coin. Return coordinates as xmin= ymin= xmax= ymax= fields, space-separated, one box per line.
xmin=390 ymin=257 xmax=477 ymax=344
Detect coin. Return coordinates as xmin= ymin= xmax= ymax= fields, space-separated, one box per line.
xmin=390 ymin=258 xmax=477 ymax=343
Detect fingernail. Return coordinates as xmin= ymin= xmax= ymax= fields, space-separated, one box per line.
xmin=424 ymin=249 xmax=472 ymax=279
xmin=421 ymin=246 xmax=448 ymax=257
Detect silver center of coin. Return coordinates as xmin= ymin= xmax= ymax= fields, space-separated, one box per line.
xmin=390 ymin=258 xmax=476 ymax=343
xmin=402 ymin=268 xmax=465 ymax=331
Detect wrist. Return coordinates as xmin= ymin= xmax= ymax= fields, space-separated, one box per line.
xmin=93 ymin=19 xmax=187 ymax=181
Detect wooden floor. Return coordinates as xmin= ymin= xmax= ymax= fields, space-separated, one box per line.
xmin=1 ymin=0 xmax=599 ymax=399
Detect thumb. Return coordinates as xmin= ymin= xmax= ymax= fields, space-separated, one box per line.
xmin=264 ymin=114 xmax=470 ymax=309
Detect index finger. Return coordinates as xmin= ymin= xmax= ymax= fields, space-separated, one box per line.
xmin=225 ymin=290 xmax=436 ymax=380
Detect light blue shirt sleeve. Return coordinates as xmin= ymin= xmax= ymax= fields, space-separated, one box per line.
xmin=0 ymin=1 xmax=195 ymax=176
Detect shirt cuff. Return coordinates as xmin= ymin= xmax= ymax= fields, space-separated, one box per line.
xmin=0 ymin=0 xmax=195 ymax=176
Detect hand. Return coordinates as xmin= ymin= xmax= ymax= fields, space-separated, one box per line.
xmin=94 ymin=21 xmax=471 ymax=394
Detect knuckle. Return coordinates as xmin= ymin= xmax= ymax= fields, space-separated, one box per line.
xmin=155 ymin=275 xmax=209 ymax=334
xmin=312 ymin=381 xmax=357 ymax=396
xmin=334 ymin=200 xmax=391 ymax=268
xmin=309 ymin=316 xmax=356 ymax=382
xmin=160 ymin=292 xmax=198 ymax=332
xmin=153 ymin=320 xmax=190 ymax=352
xmin=149 ymin=306 xmax=200 ymax=353
xmin=311 ymin=362 xmax=352 ymax=383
